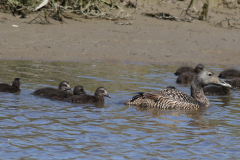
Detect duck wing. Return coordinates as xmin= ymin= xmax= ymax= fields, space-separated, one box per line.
xmin=126 ymin=88 xmax=199 ymax=109
xmin=0 ymin=84 xmax=14 ymax=93
xmin=33 ymin=87 xmax=57 ymax=96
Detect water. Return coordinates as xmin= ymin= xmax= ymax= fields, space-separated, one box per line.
xmin=0 ymin=60 xmax=240 ymax=159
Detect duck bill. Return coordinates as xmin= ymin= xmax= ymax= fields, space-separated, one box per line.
xmin=215 ymin=77 xmax=232 ymax=88
xmin=105 ymin=94 xmax=111 ymax=98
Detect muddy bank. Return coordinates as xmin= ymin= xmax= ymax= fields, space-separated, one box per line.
xmin=0 ymin=10 xmax=240 ymax=66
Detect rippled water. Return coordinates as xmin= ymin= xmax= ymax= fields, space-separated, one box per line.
xmin=0 ymin=60 xmax=240 ymax=159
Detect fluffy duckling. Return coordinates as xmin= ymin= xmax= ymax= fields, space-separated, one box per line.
xmin=225 ymin=78 xmax=240 ymax=89
xmin=33 ymin=81 xmax=71 ymax=99
xmin=203 ymin=86 xmax=231 ymax=96
xmin=174 ymin=64 xmax=204 ymax=76
xmin=0 ymin=78 xmax=21 ymax=93
xmin=73 ymin=85 xmax=86 ymax=95
xmin=68 ymin=87 xmax=110 ymax=103
xmin=176 ymin=72 xmax=196 ymax=84
xmin=218 ymin=69 xmax=240 ymax=79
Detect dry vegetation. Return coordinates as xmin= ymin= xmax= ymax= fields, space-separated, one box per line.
xmin=0 ymin=0 xmax=137 ymax=23
xmin=0 ymin=0 xmax=240 ymax=28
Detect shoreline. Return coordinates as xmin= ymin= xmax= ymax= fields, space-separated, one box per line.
xmin=0 ymin=12 xmax=240 ymax=67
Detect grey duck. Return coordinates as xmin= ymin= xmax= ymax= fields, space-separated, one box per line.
xmin=174 ymin=64 xmax=204 ymax=76
xmin=68 ymin=87 xmax=110 ymax=103
xmin=125 ymin=70 xmax=232 ymax=110
xmin=0 ymin=78 xmax=21 ymax=93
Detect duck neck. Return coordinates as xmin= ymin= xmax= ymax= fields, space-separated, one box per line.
xmin=12 ymin=83 xmax=21 ymax=91
xmin=94 ymin=93 xmax=104 ymax=101
xmin=191 ymin=80 xmax=210 ymax=107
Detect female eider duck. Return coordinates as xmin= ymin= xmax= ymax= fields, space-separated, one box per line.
xmin=125 ymin=70 xmax=232 ymax=110
xmin=174 ymin=64 xmax=204 ymax=76
xmin=33 ymin=81 xmax=72 ymax=100
xmin=0 ymin=78 xmax=21 ymax=93
xmin=68 ymin=87 xmax=110 ymax=103
xmin=203 ymin=86 xmax=231 ymax=96
xmin=218 ymin=69 xmax=240 ymax=79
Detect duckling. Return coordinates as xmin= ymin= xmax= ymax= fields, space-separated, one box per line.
xmin=33 ymin=81 xmax=71 ymax=99
xmin=218 ymin=69 xmax=240 ymax=79
xmin=73 ymin=85 xmax=86 ymax=95
xmin=125 ymin=70 xmax=232 ymax=110
xmin=174 ymin=64 xmax=204 ymax=76
xmin=203 ymin=85 xmax=231 ymax=95
xmin=225 ymin=78 xmax=240 ymax=88
xmin=68 ymin=87 xmax=110 ymax=103
xmin=176 ymin=72 xmax=196 ymax=84
xmin=0 ymin=78 xmax=21 ymax=93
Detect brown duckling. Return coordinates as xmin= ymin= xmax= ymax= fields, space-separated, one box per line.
xmin=174 ymin=64 xmax=204 ymax=76
xmin=218 ymin=69 xmax=240 ymax=79
xmin=68 ymin=87 xmax=110 ymax=103
xmin=176 ymin=72 xmax=196 ymax=84
xmin=225 ymin=78 xmax=240 ymax=89
xmin=33 ymin=81 xmax=71 ymax=99
xmin=0 ymin=78 xmax=21 ymax=93
xmin=203 ymin=85 xmax=231 ymax=96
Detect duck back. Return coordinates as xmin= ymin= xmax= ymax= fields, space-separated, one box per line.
xmin=219 ymin=69 xmax=240 ymax=79
xmin=174 ymin=67 xmax=194 ymax=75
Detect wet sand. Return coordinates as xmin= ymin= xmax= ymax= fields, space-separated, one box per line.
xmin=0 ymin=9 xmax=240 ymax=66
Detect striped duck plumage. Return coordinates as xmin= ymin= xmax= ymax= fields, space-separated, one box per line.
xmin=125 ymin=70 xmax=232 ymax=110
xmin=68 ymin=87 xmax=110 ymax=103
xmin=0 ymin=78 xmax=21 ymax=93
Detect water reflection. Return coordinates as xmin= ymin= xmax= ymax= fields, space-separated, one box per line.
xmin=0 ymin=60 xmax=239 ymax=159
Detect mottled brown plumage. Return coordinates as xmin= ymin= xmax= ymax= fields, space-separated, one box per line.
xmin=68 ymin=87 xmax=110 ymax=103
xmin=174 ymin=64 xmax=204 ymax=76
xmin=125 ymin=70 xmax=232 ymax=110
xmin=218 ymin=69 xmax=240 ymax=79
xmin=0 ymin=78 xmax=21 ymax=93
